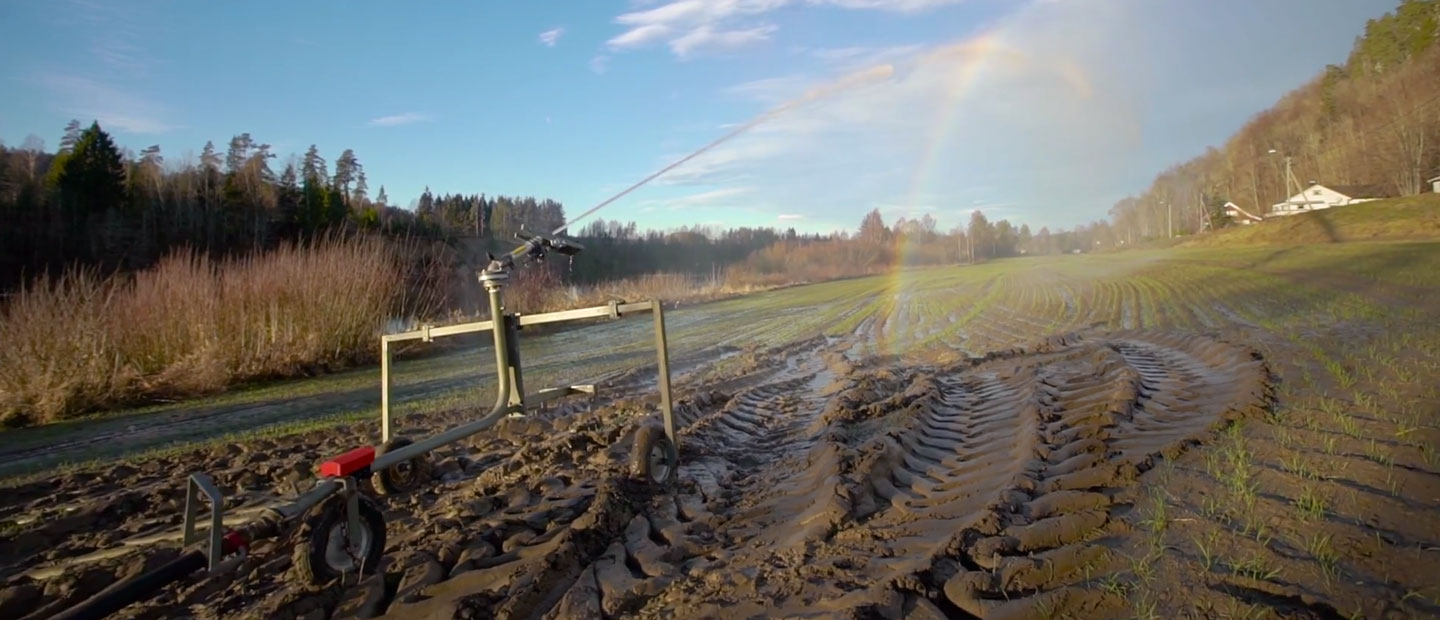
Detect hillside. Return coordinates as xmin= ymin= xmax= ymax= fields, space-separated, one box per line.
xmin=1110 ymin=0 xmax=1440 ymax=239
xmin=1184 ymin=193 xmax=1440 ymax=247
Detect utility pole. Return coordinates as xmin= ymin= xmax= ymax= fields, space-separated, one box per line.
xmin=1162 ymin=199 xmax=1171 ymax=239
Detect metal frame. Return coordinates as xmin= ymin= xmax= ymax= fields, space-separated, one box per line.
xmin=378 ymin=298 xmax=674 ymax=450
xmin=182 ymin=474 xmax=225 ymax=572
xmin=163 ymin=235 xmax=679 ymax=593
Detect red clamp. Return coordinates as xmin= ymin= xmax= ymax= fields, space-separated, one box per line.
xmin=221 ymin=530 xmax=249 ymax=554
xmin=319 ymin=446 xmax=376 ymax=478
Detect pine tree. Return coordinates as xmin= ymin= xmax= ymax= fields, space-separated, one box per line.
xmin=59 ymin=122 xmax=128 ymax=214
xmin=58 ymin=120 xmax=83 ymax=154
xmin=302 ymin=145 xmax=328 ymax=183
xmin=333 ymin=149 xmax=359 ymax=194
xmin=200 ymin=141 xmax=222 ymax=174
xmin=225 ymin=133 xmax=253 ymax=175
xmin=353 ymin=171 xmax=368 ymax=204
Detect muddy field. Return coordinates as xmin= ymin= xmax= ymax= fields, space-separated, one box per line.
xmin=3 ymin=242 xmax=1439 ymax=619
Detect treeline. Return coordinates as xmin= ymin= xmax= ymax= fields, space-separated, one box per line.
xmin=721 ymin=208 xmax=1112 ymax=288
xmin=1108 ymin=0 xmax=1440 ymax=238
xmin=0 ymin=122 xmax=440 ymax=290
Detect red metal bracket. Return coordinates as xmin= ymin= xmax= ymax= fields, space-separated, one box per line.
xmin=319 ymin=446 xmax=375 ymax=478
xmin=221 ymin=530 xmax=249 ymax=554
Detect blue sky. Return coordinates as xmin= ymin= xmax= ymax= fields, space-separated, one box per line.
xmin=0 ymin=0 xmax=1395 ymax=234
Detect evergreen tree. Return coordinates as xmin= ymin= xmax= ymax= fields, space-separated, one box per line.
xmin=353 ymin=171 xmax=368 ymax=204
xmin=333 ymin=149 xmax=359 ymax=194
xmin=302 ymin=144 xmax=328 ymax=183
xmin=225 ymin=133 xmax=253 ymax=175
xmin=58 ymin=122 xmax=127 ymax=215
xmin=58 ymin=120 xmax=83 ymax=154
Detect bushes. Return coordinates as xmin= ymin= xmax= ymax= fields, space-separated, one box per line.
xmin=0 ymin=234 xmax=436 ymax=426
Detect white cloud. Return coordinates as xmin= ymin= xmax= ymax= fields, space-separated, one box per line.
xmin=812 ymin=0 xmax=964 ymax=11
xmin=368 ymin=112 xmax=432 ymax=127
xmin=641 ymin=186 xmax=754 ymax=209
xmin=589 ymin=55 xmax=612 ymax=74
xmin=645 ymin=0 xmax=1157 ymax=231
xmin=778 ymin=213 xmax=804 ymax=220
xmin=670 ymin=24 xmax=777 ymax=58
xmin=606 ymin=0 xmax=955 ymax=59
xmin=41 ymin=73 xmax=179 ymax=134
xmin=539 ymin=27 xmax=565 ymax=47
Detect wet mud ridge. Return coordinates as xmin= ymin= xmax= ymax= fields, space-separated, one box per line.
xmin=0 ymin=331 xmax=1272 ymax=620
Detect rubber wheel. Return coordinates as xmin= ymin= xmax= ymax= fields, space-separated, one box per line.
xmin=632 ymin=424 xmax=678 ymax=485
xmin=294 ymin=494 xmax=386 ymax=585
xmin=372 ymin=436 xmax=430 ymax=496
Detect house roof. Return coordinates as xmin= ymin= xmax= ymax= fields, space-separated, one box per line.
xmin=1429 ymin=175 xmax=1440 ymax=182
xmin=1324 ymin=184 xmax=1394 ymax=199
xmin=1223 ymin=201 xmax=1265 ymax=221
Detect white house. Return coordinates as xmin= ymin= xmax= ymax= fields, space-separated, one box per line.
xmin=1429 ymin=175 xmax=1439 ymax=193
xmin=1222 ymin=201 xmax=1265 ymax=225
xmin=1269 ymin=183 xmax=1394 ymax=217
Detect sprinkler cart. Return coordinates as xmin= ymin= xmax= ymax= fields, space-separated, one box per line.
xmin=51 ymin=232 xmax=681 ymax=620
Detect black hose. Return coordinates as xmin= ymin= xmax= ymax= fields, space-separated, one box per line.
xmin=48 ymin=550 xmax=206 ymax=620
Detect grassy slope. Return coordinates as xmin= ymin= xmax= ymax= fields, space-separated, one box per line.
xmin=1184 ymin=193 xmax=1440 ymax=247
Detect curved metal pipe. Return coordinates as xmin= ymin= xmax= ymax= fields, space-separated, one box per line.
xmin=371 ymin=281 xmax=512 ymax=471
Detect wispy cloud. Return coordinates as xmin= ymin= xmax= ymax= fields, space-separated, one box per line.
xmin=90 ymin=39 xmax=156 ymax=76
xmin=589 ymin=55 xmax=611 ymax=74
xmin=671 ymin=24 xmax=777 ymax=58
xmin=368 ymin=112 xmax=433 ymax=127
xmin=41 ymin=73 xmax=179 ymax=134
xmin=777 ymin=213 xmax=804 ymax=221
xmin=648 ymin=0 xmax=1156 ymax=231
xmin=641 ymin=186 xmax=754 ymax=210
xmin=606 ymin=0 xmax=961 ymax=59
xmin=539 ymin=27 xmax=565 ymax=47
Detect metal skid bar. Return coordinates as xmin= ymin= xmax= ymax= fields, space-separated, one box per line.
xmin=182 ymin=474 xmax=225 ymax=572
xmin=378 ymin=298 xmax=673 ymax=447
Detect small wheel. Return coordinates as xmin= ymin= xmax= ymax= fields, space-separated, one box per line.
xmin=294 ymin=495 xmax=386 ymax=585
xmin=632 ymin=424 xmax=678 ymax=485
xmin=372 ymin=436 xmax=430 ymax=496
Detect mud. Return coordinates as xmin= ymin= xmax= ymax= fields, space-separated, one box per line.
xmin=0 ymin=328 xmax=1277 ymax=620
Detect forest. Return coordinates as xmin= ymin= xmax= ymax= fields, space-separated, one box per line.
xmin=0 ymin=121 xmax=1091 ymax=298
xmin=1108 ymin=0 xmax=1440 ymax=237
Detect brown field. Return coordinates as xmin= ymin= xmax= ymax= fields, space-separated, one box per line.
xmin=2 ymin=239 xmax=1439 ymax=619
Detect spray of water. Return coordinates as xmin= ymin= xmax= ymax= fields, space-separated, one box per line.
xmin=552 ymin=63 xmax=896 ymax=236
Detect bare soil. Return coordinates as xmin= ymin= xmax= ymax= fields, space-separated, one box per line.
xmin=0 ymin=329 xmax=1278 ymax=619
xmin=4 ymin=246 xmax=1439 ymax=620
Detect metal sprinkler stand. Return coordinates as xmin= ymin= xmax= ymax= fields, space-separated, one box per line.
xmin=52 ymin=232 xmax=680 ymax=620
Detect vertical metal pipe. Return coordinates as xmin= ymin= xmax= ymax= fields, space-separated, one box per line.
xmin=485 ymin=281 xmax=512 ymax=415
xmin=505 ymin=315 xmax=525 ymax=409
xmin=652 ymin=299 xmax=676 ymax=449
xmin=380 ymin=338 xmax=392 ymax=443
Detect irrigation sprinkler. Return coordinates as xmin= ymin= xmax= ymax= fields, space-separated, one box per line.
xmin=46 ymin=64 xmax=903 ymax=617
xmin=50 ymin=232 xmax=680 ymax=620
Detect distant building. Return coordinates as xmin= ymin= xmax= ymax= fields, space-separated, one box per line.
xmin=1429 ymin=175 xmax=1440 ymax=193
xmin=1222 ymin=201 xmax=1265 ymax=225
xmin=1268 ymin=183 xmax=1395 ymax=217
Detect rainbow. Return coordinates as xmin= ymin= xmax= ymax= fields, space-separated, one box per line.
xmin=881 ymin=27 xmax=1097 ymax=357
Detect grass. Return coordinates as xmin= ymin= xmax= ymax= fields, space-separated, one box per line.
xmin=0 ymin=235 xmax=440 ymax=426
xmin=1229 ymin=554 xmax=1282 ymax=582
xmin=1183 ymin=193 xmax=1440 ymax=248
xmin=1193 ymin=531 xmax=1220 ymax=572
xmin=1304 ymin=533 xmax=1341 ymax=581
xmin=1295 ymin=485 xmax=1329 ymax=521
